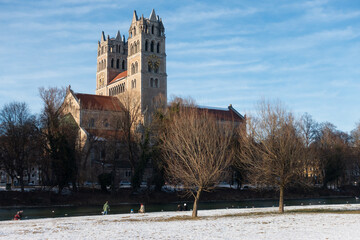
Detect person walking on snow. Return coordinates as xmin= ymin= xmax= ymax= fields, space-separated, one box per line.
xmin=103 ymin=201 xmax=110 ymax=215
xmin=138 ymin=204 xmax=145 ymax=213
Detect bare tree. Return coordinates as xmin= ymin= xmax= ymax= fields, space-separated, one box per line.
xmin=116 ymin=91 xmax=142 ymax=183
xmin=315 ymin=123 xmax=350 ymax=188
xmin=351 ymin=122 xmax=360 ymax=182
xmin=161 ymin=100 xmax=235 ymax=217
xmin=237 ymin=100 xmax=306 ymax=213
xmin=298 ymin=113 xmax=321 ymax=182
xmin=0 ymin=102 xmax=39 ymax=192
xmin=39 ymin=87 xmax=79 ymax=193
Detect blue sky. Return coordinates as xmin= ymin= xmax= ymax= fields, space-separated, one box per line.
xmin=0 ymin=0 xmax=359 ymax=132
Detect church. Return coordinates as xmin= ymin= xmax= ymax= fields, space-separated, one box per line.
xmin=62 ymin=9 xmax=245 ymax=186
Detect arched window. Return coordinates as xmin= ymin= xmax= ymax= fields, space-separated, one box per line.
xmin=145 ymin=40 xmax=148 ymax=51
xmin=116 ymin=59 xmax=119 ymax=69
xmin=134 ymin=79 xmax=136 ymax=88
xmin=157 ymin=42 xmax=160 ymax=53
xmin=111 ymin=58 xmax=114 ymax=68
xmin=148 ymin=62 xmax=151 ymax=72
xmin=135 ymin=62 xmax=138 ymax=73
xmin=122 ymin=60 xmax=125 ymax=69
xmin=104 ymin=59 xmax=106 ymax=68
xmin=137 ymin=40 xmax=140 ymax=52
xmin=101 ymin=60 xmax=104 ymax=70
xmin=150 ymin=78 xmax=154 ymax=88
xmin=101 ymin=46 xmax=104 ymax=54
xmin=145 ymin=25 xmax=148 ymax=33
xmin=155 ymin=78 xmax=159 ymax=88
xmin=150 ymin=41 xmax=154 ymax=52
xmin=130 ymin=44 xmax=133 ymax=55
xmin=151 ymin=25 xmax=154 ymax=34
xmin=89 ymin=118 xmax=95 ymax=128
xmin=131 ymin=63 xmax=135 ymax=75
xmin=134 ymin=42 xmax=137 ymax=53
xmin=133 ymin=27 xmax=136 ymax=36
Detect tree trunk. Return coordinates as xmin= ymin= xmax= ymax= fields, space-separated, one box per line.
xmin=192 ymin=188 xmax=202 ymax=218
xmin=279 ymin=185 xmax=284 ymax=213
xmin=20 ymin=175 xmax=24 ymax=192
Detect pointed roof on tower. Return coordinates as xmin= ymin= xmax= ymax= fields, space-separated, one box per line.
xmin=101 ymin=31 xmax=106 ymax=42
xmin=115 ymin=30 xmax=121 ymax=41
xmin=149 ymin=9 xmax=157 ymax=21
xmin=132 ymin=10 xmax=138 ymax=23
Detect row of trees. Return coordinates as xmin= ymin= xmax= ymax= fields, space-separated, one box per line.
xmin=1 ymin=88 xmax=360 ymax=217
xmin=156 ymin=99 xmax=360 ymax=216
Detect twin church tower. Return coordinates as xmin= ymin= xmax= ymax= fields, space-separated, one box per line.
xmin=95 ymin=9 xmax=167 ymax=114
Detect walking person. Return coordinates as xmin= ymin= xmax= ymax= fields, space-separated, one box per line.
xmin=103 ymin=201 xmax=110 ymax=215
xmin=138 ymin=203 xmax=145 ymax=213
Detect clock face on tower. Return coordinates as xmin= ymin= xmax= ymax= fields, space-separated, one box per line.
xmin=147 ymin=54 xmax=160 ymax=71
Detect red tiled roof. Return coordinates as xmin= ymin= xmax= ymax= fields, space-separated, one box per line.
xmin=197 ymin=107 xmax=244 ymax=122
xmin=75 ymin=93 xmax=124 ymax=111
xmin=108 ymin=71 xmax=127 ymax=85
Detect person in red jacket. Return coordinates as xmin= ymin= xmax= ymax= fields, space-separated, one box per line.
xmin=13 ymin=210 xmax=23 ymax=220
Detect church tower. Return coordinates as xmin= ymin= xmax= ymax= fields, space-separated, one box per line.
xmin=96 ymin=30 xmax=128 ymax=95
xmin=95 ymin=9 xmax=167 ymax=122
xmin=127 ymin=9 xmax=167 ymax=115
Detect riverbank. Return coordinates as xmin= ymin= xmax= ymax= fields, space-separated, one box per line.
xmin=0 ymin=186 xmax=358 ymax=208
xmin=1 ymin=204 xmax=359 ymax=239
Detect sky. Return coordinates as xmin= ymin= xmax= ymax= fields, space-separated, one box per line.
xmin=0 ymin=0 xmax=359 ymax=133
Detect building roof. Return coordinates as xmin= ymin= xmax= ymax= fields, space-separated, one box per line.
xmin=108 ymin=70 xmax=127 ymax=85
xmin=75 ymin=93 xmax=124 ymax=111
xmin=197 ymin=105 xmax=245 ymax=122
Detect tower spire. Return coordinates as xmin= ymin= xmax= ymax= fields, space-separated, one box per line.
xmin=149 ymin=9 xmax=157 ymax=21
xmin=101 ymin=31 xmax=106 ymax=42
xmin=116 ymin=30 xmax=121 ymax=41
xmin=132 ymin=10 xmax=138 ymax=23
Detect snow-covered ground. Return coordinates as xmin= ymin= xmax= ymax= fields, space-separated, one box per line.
xmin=0 ymin=204 xmax=359 ymax=239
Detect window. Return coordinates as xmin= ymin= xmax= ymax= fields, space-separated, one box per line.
xmin=104 ymin=119 xmax=109 ymax=127
xmin=116 ymin=59 xmax=119 ymax=69
xmin=150 ymin=41 xmax=154 ymax=52
xmin=154 ymin=65 xmax=158 ymax=73
xmin=145 ymin=40 xmax=148 ymax=51
xmin=131 ymin=63 xmax=135 ymax=75
xmin=148 ymin=63 xmax=151 ymax=72
xmin=155 ymin=78 xmax=159 ymax=88
xmin=150 ymin=78 xmax=154 ymax=87
xmin=122 ymin=60 xmax=125 ymax=69
xmin=134 ymin=42 xmax=137 ymax=53
xmin=131 ymin=80 xmax=136 ymax=89
xmin=151 ymin=25 xmax=154 ymax=34
xmin=135 ymin=62 xmax=138 ymax=73
xmin=111 ymin=58 xmax=114 ymax=68
xmin=100 ymin=150 xmax=105 ymax=160
xmin=133 ymin=27 xmax=136 ymax=36
xmin=130 ymin=44 xmax=134 ymax=55
xmin=157 ymin=42 xmax=160 ymax=53
xmin=89 ymin=118 xmax=95 ymax=128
